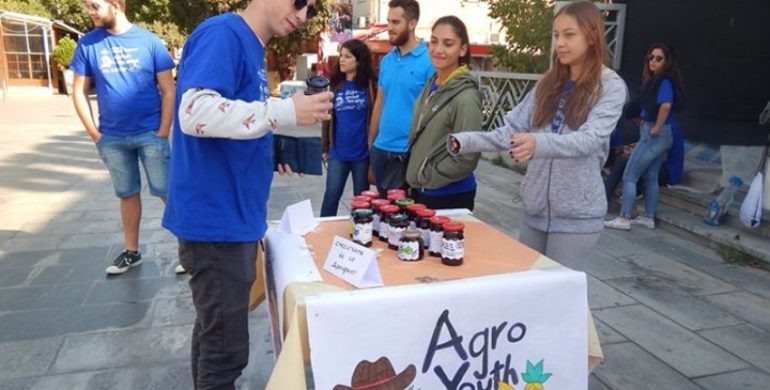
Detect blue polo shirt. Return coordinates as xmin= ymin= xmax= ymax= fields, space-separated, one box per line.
xmin=162 ymin=13 xmax=273 ymax=242
xmin=373 ymin=42 xmax=434 ymax=153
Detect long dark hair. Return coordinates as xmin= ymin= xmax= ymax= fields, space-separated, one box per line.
xmin=329 ymin=39 xmax=376 ymax=90
xmin=532 ymin=1 xmax=610 ymax=129
xmin=432 ymin=16 xmax=471 ymax=67
xmin=642 ymin=43 xmax=683 ymax=88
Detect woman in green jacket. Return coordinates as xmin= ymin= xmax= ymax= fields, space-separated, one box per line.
xmin=405 ymin=15 xmax=482 ymax=210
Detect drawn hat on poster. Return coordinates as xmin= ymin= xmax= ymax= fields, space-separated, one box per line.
xmin=333 ymin=357 xmax=416 ymax=390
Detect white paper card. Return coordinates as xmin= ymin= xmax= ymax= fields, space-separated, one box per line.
xmin=323 ymin=236 xmax=382 ymax=288
xmin=279 ymin=199 xmax=317 ymax=235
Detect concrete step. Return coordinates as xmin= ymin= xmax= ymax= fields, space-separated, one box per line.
xmin=659 ymin=187 xmax=770 ymax=240
xmin=653 ymin=202 xmax=770 ymax=268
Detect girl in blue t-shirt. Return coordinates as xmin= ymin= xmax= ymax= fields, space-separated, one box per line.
xmin=320 ymin=39 xmax=376 ymax=217
xmin=606 ymin=43 xmax=685 ymax=231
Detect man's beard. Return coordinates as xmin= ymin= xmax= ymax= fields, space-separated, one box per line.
xmin=99 ymin=15 xmax=116 ymax=30
xmin=389 ymin=29 xmax=409 ymax=47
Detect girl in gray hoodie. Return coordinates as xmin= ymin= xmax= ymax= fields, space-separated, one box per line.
xmin=448 ymin=1 xmax=627 ymax=270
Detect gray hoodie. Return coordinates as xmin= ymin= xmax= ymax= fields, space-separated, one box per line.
xmin=452 ymin=68 xmax=628 ymax=233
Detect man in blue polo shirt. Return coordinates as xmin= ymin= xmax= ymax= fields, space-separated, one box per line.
xmin=70 ymin=0 xmax=175 ymax=275
xmin=368 ymin=0 xmax=434 ymax=194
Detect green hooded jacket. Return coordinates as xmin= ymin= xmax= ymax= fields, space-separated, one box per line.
xmin=405 ymin=68 xmax=482 ymax=189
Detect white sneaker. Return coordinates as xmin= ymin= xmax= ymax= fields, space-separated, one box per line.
xmin=174 ymin=264 xmax=187 ymax=274
xmin=631 ymin=216 xmax=656 ymax=229
xmin=604 ymin=217 xmax=631 ymax=231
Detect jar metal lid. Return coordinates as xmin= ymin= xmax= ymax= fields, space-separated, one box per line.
xmin=351 ymin=201 xmax=371 ymax=209
xmin=371 ymin=199 xmax=390 ymax=208
xmin=361 ymin=190 xmax=380 ymax=199
xmin=402 ymin=230 xmax=422 ymax=239
xmin=429 ymin=216 xmax=452 ymax=225
xmin=390 ymin=213 xmax=409 ymax=222
xmin=395 ymin=198 xmax=415 ymax=207
xmin=406 ymin=203 xmax=426 ymax=212
xmin=443 ymin=222 xmax=465 ymax=232
xmin=353 ymin=195 xmax=372 ymax=203
xmin=387 ymin=189 xmax=406 ymax=196
xmin=353 ymin=209 xmax=374 ymax=218
xmin=417 ymin=208 xmax=436 ymax=218
xmin=381 ymin=205 xmax=400 ymax=213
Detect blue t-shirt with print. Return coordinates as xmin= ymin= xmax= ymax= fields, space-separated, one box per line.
xmin=162 ymin=13 xmax=274 ymax=242
xmin=640 ymin=78 xmax=675 ymax=125
xmin=70 ymin=26 xmax=174 ymax=136
xmin=373 ymin=42 xmax=434 ymax=153
xmin=329 ymin=80 xmax=369 ymax=161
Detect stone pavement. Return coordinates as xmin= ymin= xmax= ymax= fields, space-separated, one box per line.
xmin=1 ymin=95 xmax=770 ymax=389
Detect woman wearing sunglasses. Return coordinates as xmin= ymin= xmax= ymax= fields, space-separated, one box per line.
xmin=605 ymin=43 xmax=684 ymax=231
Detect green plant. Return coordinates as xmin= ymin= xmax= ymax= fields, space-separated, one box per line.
xmin=485 ymin=0 xmax=555 ymax=73
xmin=53 ymin=36 xmax=77 ymax=69
xmin=268 ymin=0 xmax=331 ymax=80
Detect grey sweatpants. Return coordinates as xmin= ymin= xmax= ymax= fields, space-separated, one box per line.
xmin=518 ymin=224 xmax=601 ymax=271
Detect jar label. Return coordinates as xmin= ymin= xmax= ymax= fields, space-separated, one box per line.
xmin=379 ymin=222 xmax=390 ymax=240
xmin=442 ymin=239 xmax=465 ymax=260
xmin=353 ymin=222 xmax=373 ymax=245
xmin=372 ymin=214 xmax=380 ymax=231
xmin=418 ymin=227 xmax=430 ymax=248
xmin=429 ymin=231 xmax=444 ymax=254
xmin=388 ymin=227 xmax=405 ymax=247
xmin=398 ymin=240 xmax=421 ymax=261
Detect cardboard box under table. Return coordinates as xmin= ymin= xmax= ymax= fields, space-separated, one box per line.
xmin=253 ymin=216 xmax=603 ymax=389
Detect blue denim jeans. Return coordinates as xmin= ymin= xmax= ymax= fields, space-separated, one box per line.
xmin=620 ymin=122 xmax=673 ymax=217
xmin=320 ymin=158 xmax=370 ymax=217
xmin=95 ymin=130 xmax=170 ymax=198
xmin=369 ymin=145 xmax=407 ymax=195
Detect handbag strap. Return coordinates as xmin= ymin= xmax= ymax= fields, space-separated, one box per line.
xmin=407 ymin=84 xmax=475 ymax=151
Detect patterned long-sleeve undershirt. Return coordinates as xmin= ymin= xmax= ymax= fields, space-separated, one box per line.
xmin=178 ymin=88 xmax=296 ymax=139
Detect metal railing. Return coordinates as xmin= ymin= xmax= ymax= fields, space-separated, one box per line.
xmin=473 ymin=71 xmax=541 ymax=131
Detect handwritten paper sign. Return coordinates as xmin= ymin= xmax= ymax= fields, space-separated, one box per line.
xmin=279 ymin=199 xmax=317 ymax=235
xmin=323 ymin=236 xmax=383 ymax=288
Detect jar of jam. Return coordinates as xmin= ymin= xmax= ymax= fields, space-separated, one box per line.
xmin=428 ymin=216 xmax=452 ymax=257
xmin=387 ymin=213 xmax=409 ymax=250
xmin=352 ymin=209 xmax=374 ymax=247
xmin=406 ymin=203 xmax=426 ymax=229
xmin=378 ymin=205 xmax=399 ymax=242
xmin=441 ymin=222 xmax=465 ymax=266
xmin=361 ymin=190 xmax=380 ymax=200
xmin=371 ymin=199 xmax=390 ymax=234
xmin=350 ymin=200 xmax=372 ymax=237
xmin=398 ymin=230 xmax=424 ymax=261
xmin=416 ymin=208 xmax=436 ymax=249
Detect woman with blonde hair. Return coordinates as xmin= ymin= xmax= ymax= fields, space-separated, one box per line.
xmin=448 ymin=1 xmax=627 ymax=270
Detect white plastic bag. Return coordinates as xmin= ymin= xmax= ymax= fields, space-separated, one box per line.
xmin=740 ymin=172 xmax=764 ymax=228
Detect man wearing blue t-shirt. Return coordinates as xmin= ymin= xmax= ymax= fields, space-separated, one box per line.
xmin=368 ymin=0 xmax=434 ymax=194
xmin=162 ymin=0 xmax=332 ymax=387
xmin=70 ymin=0 xmax=176 ymax=276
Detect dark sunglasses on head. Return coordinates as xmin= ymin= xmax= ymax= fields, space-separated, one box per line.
xmin=649 ymin=55 xmax=665 ymax=62
xmin=293 ymin=0 xmax=318 ymax=20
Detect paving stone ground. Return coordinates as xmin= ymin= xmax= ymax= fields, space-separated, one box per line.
xmin=1 ymin=95 xmax=769 ymax=389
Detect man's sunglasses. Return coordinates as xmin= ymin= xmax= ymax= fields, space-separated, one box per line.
xmin=648 ymin=55 xmax=665 ymax=62
xmin=293 ymin=0 xmax=318 ymax=20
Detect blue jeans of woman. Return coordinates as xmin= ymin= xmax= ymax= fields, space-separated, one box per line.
xmin=320 ymin=158 xmax=370 ymax=217
xmin=620 ymin=122 xmax=673 ymax=218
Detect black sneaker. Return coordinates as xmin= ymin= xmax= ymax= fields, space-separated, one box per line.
xmin=105 ymin=250 xmax=143 ymax=275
